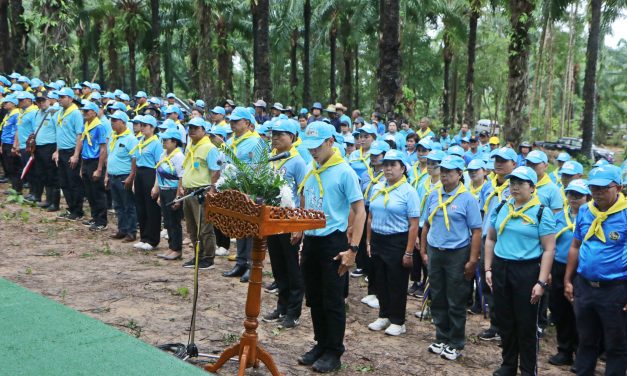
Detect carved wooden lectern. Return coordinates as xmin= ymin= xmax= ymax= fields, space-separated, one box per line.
xmin=203 ymin=190 xmax=326 ymax=376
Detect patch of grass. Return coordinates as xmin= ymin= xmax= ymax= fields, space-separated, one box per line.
xmin=25 ymin=267 xmax=32 ymax=275
xmin=98 ymin=242 xmax=112 ymax=255
xmin=46 ymin=227 xmax=58 ymax=237
xmin=271 ymin=327 xmax=283 ymax=337
xmin=80 ymin=252 xmax=94 ymax=258
xmin=60 ymin=288 xmax=67 ymax=303
xmin=19 ymin=210 xmax=29 ymax=222
xmin=91 ymin=307 xmax=111 ymax=314
xmin=125 ymin=319 xmax=143 ymax=338
xmin=173 ymin=287 xmax=189 ymax=299
xmin=262 ymin=271 xmax=273 ymax=278
xmin=355 ymin=364 xmax=374 ymax=373
xmin=39 ymin=217 xmax=54 ymax=224
xmin=222 ymin=332 xmax=239 ymax=346
xmin=45 ymin=250 xmax=61 ymax=257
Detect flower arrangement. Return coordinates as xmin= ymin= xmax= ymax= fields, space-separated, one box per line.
xmin=215 ymin=144 xmax=295 ymax=208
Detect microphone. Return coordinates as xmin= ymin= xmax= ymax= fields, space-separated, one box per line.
xmin=267 ymin=151 xmax=291 ymax=162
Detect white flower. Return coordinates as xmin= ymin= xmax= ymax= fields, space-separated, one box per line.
xmin=278 ymin=183 xmax=295 ymax=208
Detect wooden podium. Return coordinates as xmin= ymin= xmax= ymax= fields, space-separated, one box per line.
xmin=203 ymin=190 xmax=325 ymax=376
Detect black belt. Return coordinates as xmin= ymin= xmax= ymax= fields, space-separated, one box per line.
xmin=429 ymin=244 xmax=468 ymax=252
xmin=581 ymin=277 xmax=626 ymax=288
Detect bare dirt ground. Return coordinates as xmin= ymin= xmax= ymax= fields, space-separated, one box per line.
xmin=0 ymin=194 xmax=602 ymax=375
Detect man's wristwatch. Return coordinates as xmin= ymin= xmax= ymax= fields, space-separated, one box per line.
xmin=349 ymin=245 xmax=359 ymax=254
xmin=536 ymin=280 xmax=548 ymax=289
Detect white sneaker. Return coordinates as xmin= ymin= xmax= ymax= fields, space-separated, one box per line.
xmin=215 ymin=246 xmax=229 ymax=256
xmin=368 ymin=318 xmax=391 ymax=331
xmin=139 ymin=243 xmax=154 ymax=251
xmin=415 ymin=307 xmax=431 ymax=319
xmin=427 ymin=342 xmax=446 ymax=355
xmin=367 ymin=296 xmax=380 ymax=309
xmin=440 ymin=346 xmax=462 ymax=360
xmin=384 ymin=324 xmax=406 ymax=336
xmin=160 ymin=229 xmax=167 ymax=238
xmin=133 ymin=242 xmax=146 ymax=249
xmin=360 ymin=294 xmax=376 ymax=305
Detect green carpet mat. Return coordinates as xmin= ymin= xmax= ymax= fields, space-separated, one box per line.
xmin=0 ymin=278 xmax=210 ymax=376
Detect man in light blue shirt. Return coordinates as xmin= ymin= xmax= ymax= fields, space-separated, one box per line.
xmin=80 ymin=101 xmax=108 ymax=230
xmin=525 ymin=150 xmax=563 ymax=213
xmin=15 ymin=91 xmax=38 ymax=202
xmin=32 ymin=94 xmax=61 ymax=211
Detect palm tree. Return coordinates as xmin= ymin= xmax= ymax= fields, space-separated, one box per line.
xmin=116 ymin=0 xmax=150 ymax=94
xmin=377 ymin=0 xmax=402 ymax=118
xmin=463 ymin=0 xmax=481 ymax=127
xmin=302 ymin=0 xmax=311 ymax=106
xmin=147 ymin=0 xmax=162 ymax=96
xmin=9 ymin=0 xmax=28 ymax=72
xmin=580 ymin=0 xmax=602 ymax=157
xmin=0 ymin=0 xmax=10 ymax=72
xmin=252 ymin=0 xmax=272 ymax=101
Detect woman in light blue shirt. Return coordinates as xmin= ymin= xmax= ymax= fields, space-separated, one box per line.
xmin=366 ymin=150 xmax=419 ymax=336
xmin=420 ymin=155 xmax=482 ymax=361
xmin=484 ymin=166 xmax=556 ymax=376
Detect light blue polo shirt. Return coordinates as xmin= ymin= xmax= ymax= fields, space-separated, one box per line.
xmin=384 ymin=132 xmax=405 ymax=150
xmin=156 ymin=150 xmax=184 ymax=188
xmin=100 ymin=116 xmax=112 ymax=140
xmin=482 ymin=182 xmax=511 ymax=236
xmin=439 ymin=136 xmax=451 ymax=150
xmin=276 ymin=154 xmax=306 ymax=207
xmin=554 ymin=208 xmax=575 ymax=264
xmin=490 ymin=198 xmax=556 ymax=260
xmin=17 ymin=107 xmax=38 ymax=149
xmin=463 ymin=150 xmax=483 ymax=166
xmin=81 ymin=122 xmax=107 ymax=160
xmin=405 ymin=150 xmax=418 ymax=165
xmin=226 ymin=133 xmax=263 ymax=164
xmin=34 ymin=109 xmax=57 ymax=145
xmin=302 ymin=161 xmax=363 ymax=236
xmin=55 ymin=107 xmax=84 ymax=150
xmin=361 ymin=169 xmax=384 ymax=206
xmin=0 ymin=111 xmax=19 ymax=144
xmin=573 ymin=202 xmax=626 ymax=281
xmin=369 ymin=181 xmax=420 ymax=235
xmin=536 ymin=179 xmax=564 ymax=211
xmin=296 ymin=142 xmax=312 ymax=165
xmin=425 ymin=185 xmax=482 ymax=249
xmin=107 ymin=132 xmax=138 ymax=175
xmin=134 ymin=137 xmax=164 ymax=168
xmin=348 ymin=149 xmax=371 ymax=180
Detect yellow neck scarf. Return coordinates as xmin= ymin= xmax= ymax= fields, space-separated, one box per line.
xmin=183 ymin=136 xmax=212 ymax=169
xmin=364 ymin=170 xmax=385 ymax=200
xmin=109 ymin=128 xmax=131 ymax=151
xmin=483 ymin=176 xmax=509 ymax=212
xmin=417 ymin=127 xmax=432 ymax=139
xmin=351 ymin=147 xmax=373 ymax=177
xmin=129 ymin=134 xmax=158 ymax=155
xmin=555 ymin=205 xmax=575 ymax=239
xmin=419 ymin=178 xmax=442 ymax=212
xmin=134 ymin=102 xmax=147 ymax=115
xmin=57 ymin=104 xmax=78 ymax=127
xmin=498 ymin=196 xmax=542 ymax=234
xmin=584 ymin=193 xmax=627 ymax=242
xmin=370 ymin=176 xmax=407 ymax=207
xmin=18 ymin=105 xmax=38 ymax=125
xmin=428 ymin=183 xmax=468 ymax=230
xmin=298 ymin=150 xmax=345 ymax=196
xmin=536 ymin=173 xmax=551 ymax=188
xmin=470 ymin=180 xmax=486 ymax=200
xmin=411 ymin=163 xmax=428 ymax=189
xmin=231 ymin=130 xmax=257 ymax=154
xmin=81 ymin=117 xmax=102 ymax=146
xmin=155 ymin=148 xmax=182 ymax=170
xmin=0 ymin=108 xmax=20 ymax=131
xmin=271 ymin=146 xmax=299 ymax=170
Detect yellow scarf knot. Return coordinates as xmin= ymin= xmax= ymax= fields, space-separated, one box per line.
xmin=583 ymin=194 xmax=627 ymax=243
xmin=428 ymin=183 xmax=468 ymax=230
xmin=129 ymin=134 xmax=158 ymax=155
xmin=298 ymin=150 xmax=345 ymax=197
xmin=109 ymin=128 xmax=131 ymax=151
xmin=370 ymin=176 xmax=407 ymax=207
xmin=498 ymin=196 xmax=542 ymax=234
xmin=81 ymin=117 xmax=102 ymax=146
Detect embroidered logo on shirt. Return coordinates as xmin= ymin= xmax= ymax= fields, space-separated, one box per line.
xmin=609 ymin=231 xmax=619 ymax=241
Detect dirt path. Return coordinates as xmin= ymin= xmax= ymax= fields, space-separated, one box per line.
xmin=0 ymin=197 xmax=596 ymax=375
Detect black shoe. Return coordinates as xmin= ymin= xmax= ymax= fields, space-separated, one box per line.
xmin=493 ymin=367 xmax=516 ymax=376
xmin=312 ymin=353 xmax=341 ymax=373
xmin=467 ymin=305 xmax=482 ymax=315
xmin=197 ymin=259 xmax=215 ymax=270
xmin=89 ymin=224 xmax=108 ymax=232
xmin=570 ymin=364 xmax=577 ymax=373
xmin=23 ymin=194 xmax=37 ymax=203
xmin=262 ymin=309 xmax=285 ymax=323
xmin=46 ymin=205 xmax=60 ymax=212
xmin=82 ymin=219 xmax=95 ymax=227
xmin=66 ymin=213 xmax=84 ymax=221
xmin=240 ymin=268 xmax=250 ymax=283
xmin=407 ymin=281 xmax=420 ymax=295
xmin=0 ymin=177 xmax=8 ymax=183
xmin=264 ymin=281 xmax=278 ymax=294
xmin=37 ymin=201 xmax=51 ymax=208
xmin=279 ymin=316 xmax=300 ymax=329
xmin=110 ymin=232 xmax=126 ymax=239
xmin=549 ymin=352 xmax=573 ymax=366
xmin=222 ymin=265 xmax=247 ymax=277
xmin=537 ymin=326 xmax=545 ymax=339
xmin=298 ymin=346 xmax=324 ymax=366
xmin=479 ymin=328 xmax=501 ymax=341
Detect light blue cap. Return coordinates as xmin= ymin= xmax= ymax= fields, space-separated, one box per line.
xmin=113 ymin=89 xmax=124 ymax=96
xmin=2 ymin=95 xmax=18 ymax=105
xmin=134 ymin=91 xmax=148 ymax=98
xmin=340 ymin=114 xmax=352 ymax=127
xmin=109 ymin=110 xmax=129 ymax=123
xmin=382 ymin=149 xmax=406 ymax=163
xmin=195 ymin=99 xmax=206 ymax=108
xmin=426 ymin=150 xmax=447 ymax=161
xmin=103 ymin=92 xmax=115 ymax=99
xmin=271 ymin=119 xmax=297 ymax=134
xmin=9 ymin=72 xmax=21 ymax=79
xmin=0 ymin=76 xmax=10 ymax=86
xmin=467 ymin=159 xmax=487 ymax=170
xmin=17 ymin=76 xmax=30 ymax=84
xmin=9 ymin=84 xmax=23 ymax=92
xmin=148 ymin=97 xmax=161 ymax=106
xmin=160 ymin=129 xmax=183 ymax=142
xmin=227 ymin=106 xmax=253 ymax=122
xmin=494 ymin=147 xmax=517 ymax=161
xmin=165 ymin=105 xmax=180 ymax=115
xmin=90 ymin=92 xmax=102 ymax=101
xmin=447 ymin=145 xmax=465 ymax=157
xmin=140 ymin=114 xmax=158 ymax=127
xmin=80 ymin=101 xmax=99 ymax=113
xmin=300 ymin=107 xmax=308 ymax=115
xmin=506 ymin=166 xmax=538 ymax=185
xmin=557 ymin=152 xmax=571 ymax=162
xmin=47 ymin=91 xmax=59 ymax=100
xmin=525 ymin=150 xmax=548 ymax=164
xmin=160 ymin=119 xmax=176 ymax=129
xmin=431 ymin=141 xmax=442 ymax=151
xmin=588 ymin=165 xmax=621 ymax=186
xmin=166 ymin=92 xmax=176 ymax=99
xmin=461 ymin=136 xmax=470 ymax=143
xmin=81 ymin=81 xmax=91 ymax=87
xmin=30 ymin=78 xmax=43 ymax=87
xmin=91 ymin=83 xmax=101 ymax=91
xmin=343 ymin=134 xmax=355 ymax=145
xmin=211 ymin=106 xmax=226 ymax=115
xmin=119 ymin=93 xmax=130 ymax=101
xmin=187 ymin=117 xmax=205 ymax=128
xmin=440 ymin=155 xmax=466 ymax=171
xmin=131 ymin=115 xmax=145 ymax=123
xmin=564 ymin=179 xmax=591 ymax=195
xmin=358 ymin=123 xmax=378 ymax=135
xmin=55 ymin=79 xmax=66 ymax=87
xmin=560 ymin=161 xmax=583 ymax=175
xmin=57 ymin=87 xmax=75 ymax=99
xmin=370 ymin=140 xmax=391 ymax=156
xmin=108 ymin=101 xmax=127 ymax=112
xmin=209 ymin=126 xmax=228 ymax=139
xmin=301 ymin=121 xmax=336 ymax=149
xmin=417 ymin=138 xmax=432 ymax=150
xmin=15 ymin=91 xmax=35 ymax=101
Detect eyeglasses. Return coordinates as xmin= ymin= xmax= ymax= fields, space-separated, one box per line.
xmin=589 ymin=184 xmax=617 ymax=193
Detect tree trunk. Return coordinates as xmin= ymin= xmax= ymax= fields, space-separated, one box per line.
xmin=9 ymin=0 xmax=28 ymax=72
xmin=164 ymin=30 xmax=174 ymax=93
xmin=376 ymin=0 xmax=401 ymax=118
xmin=580 ymin=0 xmax=601 ymax=158
xmin=463 ymin=0 xmax=480 ymax=127
xmin=528 ymin=0 xmax=551 ymax=127
xmin=197 ymin=0 xmax=213 ymax=101
xmin=442 ymin=30 xmax=453 ymax=127
xmin=127 ymin=38 xmax=137 ymax=94
xmin=560 ymin=3 xmax=578 ymax=138
xmin=544 ymin=29 xmax=554 ymax=140
xmin=80 ymin=18 xmax=90 ymax=82
xmin=95 ymin=21 xmax=106 ymax=87
xmin=504 ymin=0 xmax=535 ymax=147
xmin=106 ymin=16 xmax=120 ymax=90
xmin=329 ymin=11 xmax=338 ymax=104
xmin=252 ymin=0 xmax=272 ymax=101
xmin=341 ymin=43 xmax=353 ymax=110
xmin=354 ymin=49 xmax=359 ymax=109
xmin=450 ymin=56 xmax=459 ymax=126
xmin=290 ymin=28 xmax=298 ymax=104
xmin=0 ymin=0 xmax=11 ymax=72
xmin=148 ymin=0 xmax=162 ymax=96
xmin=302 ymin=0 xmax=311 ymax=107
xmin=217 ymin=14 xmax=233 ymax=100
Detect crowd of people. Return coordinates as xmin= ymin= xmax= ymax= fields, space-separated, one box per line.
xmin=0 ymin=72 xmax=625 ymax=375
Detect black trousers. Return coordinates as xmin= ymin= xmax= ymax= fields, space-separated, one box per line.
xmin=134 ymin=167 xmax=161 ymax=247
xmin=81 ymin=158 xmax=107 ymax=226
xmin=159 ymin=188 xmax=183 ymax=251
xmin=58 ymin=148 xmax=84 ymax=216
xmin=574 ymin=276 xmax=627 ymax=376
xmin=268 ymin=233 xmax=304 ymax=319
xmin=371 ymin=231 xmax=410 ymax=325
xmin=410 ymin=226 xmax=428 ymax=283
xmin=215 ymin=227 xmax=231 ymax=249
xmin=492 ymin=256 xmax=541 ymax=376
xmin=302 ymin=230 xmax=349 ymax=357
xmin=33 ymin=143 xmax=59 ymax=204
xmin=19 ymin=149 xmax=35 ymax=190
xmin=1 ymin=143 xmax=23 ymax=192
xmin=549 ymin=261 xmax=577 ymax=356
xmin=357 ymin=206 xmax=375 ymax=295
xmin=480 ymin=237 xmax=498 ymax=330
